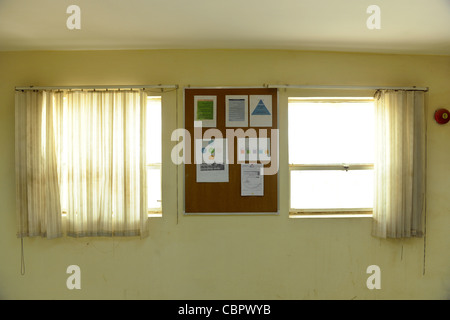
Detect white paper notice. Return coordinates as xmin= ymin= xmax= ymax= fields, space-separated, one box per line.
xmin=226 ymin=95 xmax=248 ymax=127
xmin=241 ymin=163 xmax=264 ymax=196
xmin=196 ymin=139 xmax=229 ymax=183
xmin=249 ymin=95 xmax=272 ymax=127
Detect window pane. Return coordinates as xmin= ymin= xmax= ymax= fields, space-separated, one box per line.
xmin=288 ymin=101 xmax=374 ymax=164
xmin=147 ymin=97 xmax=162 ymax=164
xmin=290 ymin=169 xmax=373 ymax=209
xmin=146 ymin=96 xmax=162 ymax=211
xmin=147 ymin=168 xmax=161 ymax=210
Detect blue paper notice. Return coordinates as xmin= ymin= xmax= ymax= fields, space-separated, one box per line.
xmin=250 ymin=95 xmax=272 ymax=127
xmin=251 ymin=100 xmax=271 ymax=115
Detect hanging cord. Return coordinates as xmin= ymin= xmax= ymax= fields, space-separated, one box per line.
xmin=20 ymin=237 xmax=25 ymax=275
xmin=18 ymin=201 xmax=26 ymax=275
xmin=400 ymin=244 xmax=403 ymax=261
xmin=423 ymin=208 xmax=427 ymax=276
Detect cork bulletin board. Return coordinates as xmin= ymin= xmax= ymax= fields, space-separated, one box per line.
xmin=184 ymin=87 xmax=278 ymax=215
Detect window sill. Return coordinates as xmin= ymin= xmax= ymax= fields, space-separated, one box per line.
xmin=148 ymin=212 xmax=162 ymax=218
xmin=62 ymin=212 xmax=163 ymax=218
xmin=289 ymin=209 xmax=373 ymax=219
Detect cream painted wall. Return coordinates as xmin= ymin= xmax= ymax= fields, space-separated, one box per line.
xmin=0 ymin=49 xmax=449 ymax=299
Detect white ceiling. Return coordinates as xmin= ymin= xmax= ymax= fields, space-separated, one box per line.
xmin=1 ymin=0 xmax=450 ymax=55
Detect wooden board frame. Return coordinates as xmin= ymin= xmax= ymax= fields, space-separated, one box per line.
xmin=183 ymin=87 xmax=279 ymax=215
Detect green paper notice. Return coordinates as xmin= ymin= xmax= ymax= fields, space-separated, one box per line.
xmin=196 ymin=100 xmax=214 ymax=120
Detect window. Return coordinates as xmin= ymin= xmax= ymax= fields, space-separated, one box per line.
xmin=146 ymin=96 xmax=162 ymax=216
xmin=288 ymin=97 xmax=375 ymax=217
xmin=60 ymin=95 xmax=163 ymax=217
xmin=16 ymin=89 xmax=156 ymax=238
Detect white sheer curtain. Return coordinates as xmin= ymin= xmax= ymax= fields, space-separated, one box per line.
xmin=372 ymin=90 xmax=426 ymax=238
xmin=15 ymin=91 xmax=63 ymax=239
xmin=15 ymin=89 xmax=149 ymax=238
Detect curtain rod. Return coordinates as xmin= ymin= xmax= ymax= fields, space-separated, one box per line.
xmin=266 ymin=84 xmax=429 ymax=92
xmin=15 ymin=85 xmax=178 ymax=91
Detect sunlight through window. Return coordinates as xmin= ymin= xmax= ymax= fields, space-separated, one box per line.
xmin=288 ymin=98 xmax=374 ymax=212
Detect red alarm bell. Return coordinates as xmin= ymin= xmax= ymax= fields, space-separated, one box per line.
xmin=434 ymin=108 xmax=450 ymax=124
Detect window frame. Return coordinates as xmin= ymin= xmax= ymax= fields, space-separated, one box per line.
xmin=288 ymin=97 xmax=375 ymax=217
